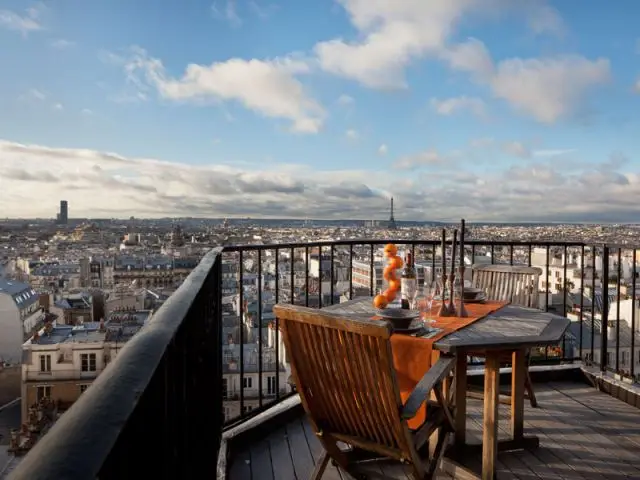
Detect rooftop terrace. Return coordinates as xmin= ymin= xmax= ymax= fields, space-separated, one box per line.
xmin=8 ymin=238 xmax=640 ymax=480
xmin=226 ymin=379 xmax=640 ymax=480
xmin=25 ymin=310 xmax=152 ymax=346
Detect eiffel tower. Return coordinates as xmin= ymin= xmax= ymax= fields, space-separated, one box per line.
xmin=388 ymin=197 xmax=397 ymax=230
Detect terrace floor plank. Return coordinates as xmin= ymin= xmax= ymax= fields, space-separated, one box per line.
xmin=227 ymin=381 xmax=640 ymax=479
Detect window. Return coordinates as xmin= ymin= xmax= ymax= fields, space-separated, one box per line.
xmin=242 ymin=377 xmax=252 ymax=389
xmin=36 ymin=386 xmax=51 ymax=401
xmin=622 ymin=351 xmax=629 ymax=366
xmin=242 ymin=405 xmax=253 ymax=414
xmin=79 ymin=384 xmax=89 ymax=394
xmin=222 ymin=378 xmax=228 ymax=399
xmin=606 ymin=351 xmax=613 ymax=366
xmin=39 ymin=354 xmax=51 ymax=373
xmin=81 ymin=353 xmax=97 ymax=372
xmin=267 ymin=376 xmax=276 ymax=395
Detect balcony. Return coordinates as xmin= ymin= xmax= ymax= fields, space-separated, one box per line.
xmin=23 ymin=369 xmax=101 ymax=382
xmin=8 ymin=240 xmax=640 ymax=479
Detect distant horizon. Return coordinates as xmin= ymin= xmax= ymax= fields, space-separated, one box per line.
xmin=0 ymin=216 xmax=635 ymax=226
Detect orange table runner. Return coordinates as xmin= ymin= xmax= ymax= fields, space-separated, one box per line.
xmin=388 ymin=301 xmax=507 ymax=429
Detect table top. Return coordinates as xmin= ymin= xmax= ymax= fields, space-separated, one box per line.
xmin=323 ymin=297 xmax=571 ymax=354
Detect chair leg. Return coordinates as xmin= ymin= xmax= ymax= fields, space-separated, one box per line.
xmin=525 ymin=370 xmax=538 ymax=408
xmin=413 ymin=428 xmax=450 ymax=480
xmin=311 ymin=450 xmax=330 ymax=480
xmin=317 ymin=439 xmax=365 ymax=480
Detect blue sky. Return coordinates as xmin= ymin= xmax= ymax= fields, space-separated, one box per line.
xmin=1 ymin=0 xmax=640 ymax=221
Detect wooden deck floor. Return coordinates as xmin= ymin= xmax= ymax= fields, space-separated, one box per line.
xmin=227 ymin=382 xmax=640 ymax=479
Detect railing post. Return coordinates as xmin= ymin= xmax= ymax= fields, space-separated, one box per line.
xmin=601 ymin=244 xmax=609 ymax=373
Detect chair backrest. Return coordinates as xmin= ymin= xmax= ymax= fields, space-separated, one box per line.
xmin=471 ymin=264 xmax=542 ymax=308
xmin=273 ymin=303 xmax=412 ymax=456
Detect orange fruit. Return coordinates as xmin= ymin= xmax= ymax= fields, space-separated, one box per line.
xmin=383 ymin=243 xmax=398 ymax=257
xmin=388 ymin=278 xmax=401 ymax=292
xmin=373 ymin=294 xmax=388 ymax=309
xmin=384 ymin=288 xmax=397 ymax=302
xmin=383 ymin=265 xmax=396 ymax=281
xmin=389 ymin=255 xmax=403 ymax=270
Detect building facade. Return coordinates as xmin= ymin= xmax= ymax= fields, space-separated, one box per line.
xmin=0 ymin=279 xmax=44 ymax=365
xmin=20 ymin=310 xmax=152 ymax=423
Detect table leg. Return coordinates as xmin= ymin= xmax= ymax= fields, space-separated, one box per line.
xmin=454 ymin=351 xmax=467 ymax=446
xmin=482 ymin=353 xmax=500 ymax=480
xmin=511 ymin=349 xmax=526 ymax=439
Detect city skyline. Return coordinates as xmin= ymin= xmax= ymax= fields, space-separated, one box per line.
xmin=2 ymin=1 xmax=640 ymax=222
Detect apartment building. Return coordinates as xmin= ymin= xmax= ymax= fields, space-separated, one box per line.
xmin=20 ymin=309 xmax=152 ymax=423
xmin=222 ymin=322 xmax=290 ymax=421
xmin=79 ymin=257 xmax=115 ymax=289
xmin=113 ymin=255 xmax=199 ymax=288
xmin=0 ymin=279 xmax=45 ymax=365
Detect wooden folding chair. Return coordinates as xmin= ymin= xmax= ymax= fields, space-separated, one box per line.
xmin=273 ymin=303 xmax=456 ymax=480
xmin=471 ymin=264 xmax=542 ymax=407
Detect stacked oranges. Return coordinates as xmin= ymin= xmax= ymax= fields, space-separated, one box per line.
xmin=373 ymin=243 xmax=404 ymax=309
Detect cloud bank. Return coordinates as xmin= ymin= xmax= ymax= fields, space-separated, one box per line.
xmin=1 ymin=140 xmax=638 ymax=223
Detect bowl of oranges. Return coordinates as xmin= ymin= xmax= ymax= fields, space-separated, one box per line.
xmin=373 ymin=243 xmax=417 ymax=329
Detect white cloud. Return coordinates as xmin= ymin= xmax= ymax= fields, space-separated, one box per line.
xmin=211 ymin=1 xmax=242 ymax=27
xmin=337 ymin=94 xmax=354 ymax=106
xmin=378 ymin=144 xmax=388 ymax=155
xmin=524 ymin=3 xmax=565 ymax=36
xmin=248 ymin=1 xmax=278 ymax=19
xmin=345 ymin=129 xmax=358 ymax=140
xmin=52 ymin=103 xmax=63 ymax=111
xmin=469 ymin=137 xmax=542 ymax=160
xmin=501 ymin=141 xmax=530 ymax=159
xmin=2 ymin=139 xmax=639 ymax=222
xmin=443 ymin=40 xmax=611 ymax=123
xmin=22 ymin=89 xmax=46 ymax=101
xmin=430 ymin=96 xmax=486 ymax=117
xmin=316 ymin=1 xmax=605 ymax=123
xmin=489 ymin=55 xmax=611 ymax=123
xmin=81 ymin=108 xmax=93 ymax=115
xmin=441 ymin=38 xmax=494 ymax=80
xmin=0 ymin=5 xmax=43 ymax=36
xmin=533 ymin=149 xmax=576 ymax=157
xmin=394 ymin=150 xmax=446 ymax=170
xmin=50 ymin=39 xmax=75 ymax=49
xmin=314 ymin=0 xmax=489 ymax=89
xmin=116 ymin=46 xmax=325 ymax=134
xmin=314 ymin=1 xmax=564 ymax=89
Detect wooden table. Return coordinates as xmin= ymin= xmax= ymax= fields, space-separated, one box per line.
xmin=323 ymin=298 xmax=571 ymax=480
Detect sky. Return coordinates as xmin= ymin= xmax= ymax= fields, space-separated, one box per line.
xmin=1 ymin=1 xmax=640 ymax=222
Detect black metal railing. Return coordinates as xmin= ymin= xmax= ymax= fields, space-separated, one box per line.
xmin=13 ymin=238 xmax=640 ymax=478
xmin=597 ymin=244 xmax=640 ymax=382
xmin=219 ymin=238 xmax=613 ymax=428
xmin=11 ymin=248 xmax=224 ymax=479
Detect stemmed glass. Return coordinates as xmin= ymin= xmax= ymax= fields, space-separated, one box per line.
xmin=419 ymin=281 xmax=438 ymax=327
xmin=453 ymin=274 xmax=462 ymax=301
